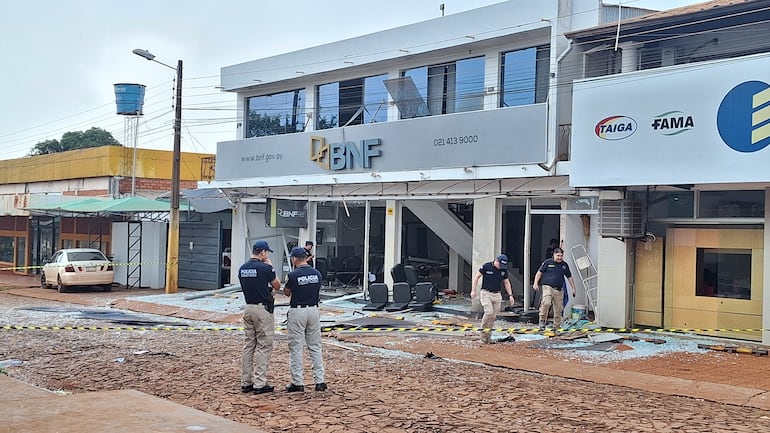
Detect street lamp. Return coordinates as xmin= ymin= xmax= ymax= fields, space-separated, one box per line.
xmin=133 ymin=48 xmax=182 ymax=294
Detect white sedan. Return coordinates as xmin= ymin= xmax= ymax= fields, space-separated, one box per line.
xmin=41 ymin=248 xmax=114 ymax=293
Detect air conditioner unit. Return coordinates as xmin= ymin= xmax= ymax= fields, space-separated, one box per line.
xmin=598 ymin=200 xmax=644 ymax=238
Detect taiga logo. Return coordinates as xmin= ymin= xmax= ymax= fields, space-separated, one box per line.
xmin=717 ymin=81 xmax=770 ymax=152
xmin=651 ymin=111 xmax=694 ymax=135
xmin=594 ymin=116 xmax=637 ymax=140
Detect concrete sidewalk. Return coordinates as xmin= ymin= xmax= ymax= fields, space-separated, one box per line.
xmin=0 ymin=375 xmax=264 ymax=433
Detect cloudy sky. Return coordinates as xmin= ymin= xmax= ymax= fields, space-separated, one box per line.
xmin=1 ymin=0 xmax=701 ymax=160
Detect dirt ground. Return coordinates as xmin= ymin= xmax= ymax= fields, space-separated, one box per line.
xmin=2 ymin=283 xmax=770 ymax=432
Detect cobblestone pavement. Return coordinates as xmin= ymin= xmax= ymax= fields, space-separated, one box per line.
xmin=2 ymin=292 xmax=770 ymax=433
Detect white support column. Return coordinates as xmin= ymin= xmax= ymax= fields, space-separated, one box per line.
xmin=762 ymin=188 xmax=770 ymax=344
xmin=472 ymin=196 xmax=501 ymax=317
xmin=383 ymin=200 xmax=402 ymax=288
xmin=472 ymin=197 xmax=502 ymax=271
xmin=483 ymin=48 xmax=500 ymax=110
xmin=596 ymin=236 xmax=630 ymax=328
xmin=230 ymin=203 xmax=249 ymax=284
xmin=448 ymin=248 xmax=465 ymax=294
xmin=619 ymin=42 xmax=639 ymax=73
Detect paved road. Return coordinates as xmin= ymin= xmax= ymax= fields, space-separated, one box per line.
xmin=2 ymin=290 xmax=770 ymax=433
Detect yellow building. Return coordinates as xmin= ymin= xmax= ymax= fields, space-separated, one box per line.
xmin=0 ymin=146 xmax=215 ymax=274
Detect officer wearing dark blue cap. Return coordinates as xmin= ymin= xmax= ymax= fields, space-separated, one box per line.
xmin=238 ymin=239 xmax=280 ymax=394
xmin=470 ymin=254 xmax=514 ymax=344
xmin=283 ymin=246 xmax=326 ymax=392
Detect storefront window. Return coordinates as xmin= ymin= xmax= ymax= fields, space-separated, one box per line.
xmin=15 ymin=237 xmax=25 ymax=269
xmin=0 ymin=236 xmax=13 ymax=263
xmin=696 ymin=248 xmax=751 ymax=299
xmin=633 ymin=191 xmax=694 ymax=219
xmin=245 ymin=89 xmax=306 ymax=138
xmin=699 ymin=190 xmax=764 ymax=218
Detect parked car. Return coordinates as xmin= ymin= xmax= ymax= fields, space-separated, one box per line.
xmin=41 ymin=248 xmax=114 ymax=293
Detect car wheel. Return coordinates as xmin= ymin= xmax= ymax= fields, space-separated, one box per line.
xmin=57 ymin=276 xmax=66 ymax=293
xmin=41 ymin=274 xmax=48 ymax=289
xmin=102 ymin=284 xmax=112 ymax=292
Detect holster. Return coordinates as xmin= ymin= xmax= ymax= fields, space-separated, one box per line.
xmin=264 ymin=298 xmax=275 ymax=314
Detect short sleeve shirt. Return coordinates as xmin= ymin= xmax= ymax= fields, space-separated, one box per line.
xmin=538 ymin=259 xmax=572 ymax=289
xmin=238 ymin=259 xmax=276 ymax=305
xmin=285 ymin=265 xmax=322 ymax=306
xmin=478 ymin=261 xmax=508 ymax=293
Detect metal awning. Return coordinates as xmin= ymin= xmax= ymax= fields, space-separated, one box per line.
xmin=222 ymin=176 xmax=575 ymax=202
xmin=23 ymin=196 xmax=174 ymax=218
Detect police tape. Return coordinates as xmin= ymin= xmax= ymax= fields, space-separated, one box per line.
xmin=0 ymin=261 xmax=168 ymax=272
xmin=3 ymin=325 xmax=769 ymax=333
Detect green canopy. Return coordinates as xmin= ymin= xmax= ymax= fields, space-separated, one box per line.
xmin=24 ymin=196 xmax=172 ymax=214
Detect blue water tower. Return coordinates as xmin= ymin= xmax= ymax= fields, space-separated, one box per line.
xmin=114 ymin=83 xmax=146 ymax=115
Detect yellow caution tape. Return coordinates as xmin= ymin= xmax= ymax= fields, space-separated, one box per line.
xmin=3 ymin=325 xmax=770 ymax=333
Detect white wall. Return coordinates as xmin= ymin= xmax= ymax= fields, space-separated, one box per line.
xmin=111 ymin=221 xmax=167 ymax=290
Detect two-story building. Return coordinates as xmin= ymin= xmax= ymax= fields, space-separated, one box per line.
xmin=209 ymin=1 xmax=659 ymax=304
xmin=567 ymin=0 xmax=770 ymax=342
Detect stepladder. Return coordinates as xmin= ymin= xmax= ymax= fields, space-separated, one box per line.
xmin=570 ymin=244 xmax=598 ymax=321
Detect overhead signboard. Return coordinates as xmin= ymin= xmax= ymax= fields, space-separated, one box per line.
xmin=571 ymin=52 xmax=770 ymax=187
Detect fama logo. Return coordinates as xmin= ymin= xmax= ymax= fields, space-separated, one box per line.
xmin=717 ymin=81 xmax=770 ymax=153
xmin=594 ymin=116 xmax=637 ymax=140
xmin=651 ymin=111 xmax=694 ymax=136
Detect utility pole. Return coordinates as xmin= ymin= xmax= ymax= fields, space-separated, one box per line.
xmin=132 ymin=49 xmax=182 ymax=294
xmin=166 ymin=59 xmax=182 ymax=294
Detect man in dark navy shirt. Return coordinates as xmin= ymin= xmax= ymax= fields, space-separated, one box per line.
xmin=303 ymin=241 xmax=315 ymax=268
xmin=470 ymin=254 xmax=514 ymax=344
xmin=239 ymin=239 xmax=280 ymax=395
xmin=283 ymin=246 xmax=326 ymax=392
xmin=533 ymin=248 xmax=577 ymax=330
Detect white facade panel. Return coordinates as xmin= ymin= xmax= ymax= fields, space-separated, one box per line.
xmin=571 ymin=52 xmax=770 ymax=187
xmin=221 ymin=0 xmax=556 ymax=91
xmin=216 ymin=104 xmax=548 ymax=181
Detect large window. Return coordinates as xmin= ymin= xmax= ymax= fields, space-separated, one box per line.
xmin=0 ymin=236 xmax=13 ymax=263
xmin=584 ymin=47 xmax=622 ymax=78
xmin=316 ymin=74 xmax=388 ymax=129
xmin=245 ymin=89 xmax=306 ymax=138
xmin=696 ymin=248 xmax=752 ymax=299
xmin=699 ymin=190 xmax=764 ymax=218
xmin=500 ymin=46 xmax=550 ymax=107
xmin=400 ymin=56 xmax=485 ymax=118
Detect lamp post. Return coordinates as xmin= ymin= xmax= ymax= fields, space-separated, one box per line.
xmin=133 ymin=48 xmax=182 ymax=294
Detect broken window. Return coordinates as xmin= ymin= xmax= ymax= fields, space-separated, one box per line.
xmin=316 ymin=74 xmax=388 ymax=129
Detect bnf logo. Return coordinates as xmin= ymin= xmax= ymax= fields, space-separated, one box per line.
xmin=717 ymin=81 xmax=770 ymax=152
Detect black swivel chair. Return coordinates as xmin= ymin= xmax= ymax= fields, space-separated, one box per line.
xmin=408 ymin=281 xmax=436 ymax=312
xmin=403 ymin=264 xmax=419 ymax=289
xmin=314 ymin=257 xmax=330 ymax=287
xmin=391 ymin=263 xmax=407 ymax=284
xmin=338 ymin=257 xmax=363 ymax=287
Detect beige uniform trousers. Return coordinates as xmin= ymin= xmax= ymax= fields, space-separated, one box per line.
xmin=539 ymin=285 xmax=565 ymax=328
xmin=241 ymin=304 xmax=274 ymax=388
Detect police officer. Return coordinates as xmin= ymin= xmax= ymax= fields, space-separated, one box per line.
xmin=533 ymin=247 xmax=577 ymax=330
xmin=303 ymin=241 xmax=315 ymax=268
xmin=239 ymin=240 xmax=280 ymax=394
xmin=284 ymin=246 xmax=327 ymax=392
xmin=470 ymin=254 xmax=514 ymax=344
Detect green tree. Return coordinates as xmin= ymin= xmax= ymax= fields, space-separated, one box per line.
xmin=29 ymin=127 xmax=121 ymax=156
